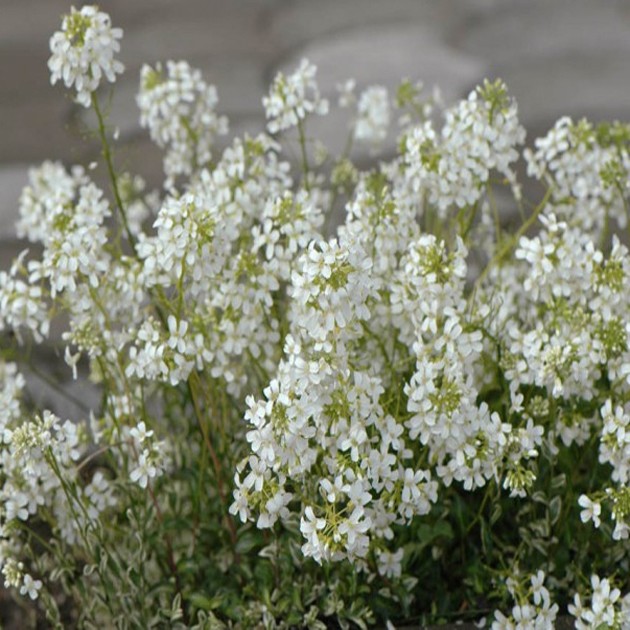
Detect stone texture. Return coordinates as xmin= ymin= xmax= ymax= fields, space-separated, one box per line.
xmin=0 ymin=239 xmax=30 ymax=276
xmin=268 ymin=0 xmax=482 ymax=50
xmin=453 ymin=0 xmax=630 ymax=62
xmin=0 ymin=166 xmax=29 ymax=240
xmin=0 ymin=99 xmax=86 ymax=165
xmin=2 ymin=0 xmax=629 ymax=278
xmin=22 ymin=352 xmax=102 ymax=424
xmin=0 ymin=45 xmax=51 ymax=106
xmin=495 ymin=53 xmax=630 ymax=134
xmin=120 ymin=5 xmax=274 ymax=69
xmin=451 ymin=0 xmax=630 ymax=133
xmin=3 ymin=0 xmax=630 ymax=192
xmin=278 ymin=23 xmax=485 ymax=100
xmin=0 ymin=0 xmax=74 ymax=46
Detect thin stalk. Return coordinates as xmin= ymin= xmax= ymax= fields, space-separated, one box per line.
xmin=324 ymin=128 xmax=355 ymax=234
xmin=616 ymin=181 xmax=630 ymax=241
xmin=600 ymin=206 xmax=611 ymax=253
xmin=187 ymin=375 xmax=239 ymax=551
xmin=469 ymin=186 xmax=552 ymax=309
xmin=145 ymin=482 xmax=188 ymax=623
xmin=296 ymin=118 xmax=310 ymax=191
xmin=487 ymin=184 xmax=502 ymax=245
xmin=45 ymin=449 xmax=118 ymax=616
xmin=91 ymin=92 xmax=137 ymax=252
xmin=461 ymin=201 xmax=480 ymax=244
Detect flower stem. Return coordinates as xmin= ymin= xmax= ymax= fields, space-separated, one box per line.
xmin=469 ymin=186 xmax=552 ymax=308
xmin=187 ymin=374 xmax=239 ymax=553
xmin=297 ymin=118 xmax=310 ymax=191
xmin=91 ymin=92 xmax=137 ymax=252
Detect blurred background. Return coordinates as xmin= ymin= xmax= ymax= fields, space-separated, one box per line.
xmin=2 ymin=0 xmax=630 ymax=258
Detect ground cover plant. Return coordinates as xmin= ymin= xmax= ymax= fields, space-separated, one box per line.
xmin=2 ymin=5 xmax=630 ymax=628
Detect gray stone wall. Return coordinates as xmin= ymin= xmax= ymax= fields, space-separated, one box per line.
xmin=2 ymin=0 xmax=630 ymax=258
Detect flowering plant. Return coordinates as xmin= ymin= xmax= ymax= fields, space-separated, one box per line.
xmin=2 ymin=5 xmax=630 ymax=629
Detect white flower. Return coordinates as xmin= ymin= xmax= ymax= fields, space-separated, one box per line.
xmin=300 ymin=506 xmax=328 ymax=563
xmin=376 ymin=548 xmax=404 ymax=578
xmin=300 ymin=506 xmax=326 ymax=541
xmin=491 ymin=610 xmax=515 ymax=630
xmin=567 ymin=593 xmax=585 ymax=623
xmin=5 ymin=492 xmax=29 ymax=521
xmin=0 ymin=257 xmax=50 ymax=343
xmin=64 ymin=346 xmax=81 ymax=380
xmin=19 ymin=574 xmax=43 ymax=600
xmin=578 ymin=494 xmax=601 ymax=528
xmin=405 ymin=81 xmax=525 ymax=216
xmin=570 ymin=575 xmax=625 ymax=628
xmin=258 ymin=488 xmax=292 ymax=528
xmin=242 ymin=456 xmax=267 ymax=493
xmin=337 ymin=79 xmax=356 ymax=108
xmin=48 ymin=6 xmax=124 ymax=107
xmin=525 ymin=116 xmax=630 ymax=234
xmin=85 ymin=471 xmax=116 ymax=519
xmin=229 ymin=481 xmax=250 ymax=523
xmin=130 ymin=450 xmax=158 ymax=489
xmin=129 ymin=421 xmax=154 ymax=447
xmin=337 ymin=506 xmax=371 ymax=554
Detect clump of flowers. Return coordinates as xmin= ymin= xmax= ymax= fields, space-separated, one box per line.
xmin=137 ymin=60 xmax=228 ymax=187
xmin=569 ymin=575 xmax=630 ymax=629
xmin=263 ymin=58 xmax=329 ymax=134
xmin=2 ymin=5 xmax=630 ymax=628
xmin=48 ymin=5 xmax=124 ymax=107
xmin=491 ymin=571 xmax=559 ymax=629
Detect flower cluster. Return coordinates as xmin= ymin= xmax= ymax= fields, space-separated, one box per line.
xmin=48 ymin=5 xmax=124 ymax=107
xmin=492 ymin=571 xmax=559 ymax=629
xmin=138 ymin=61 xmax=228 ymax=187
xmin=569 ymin=575 xmax=630 ymax=629
xmin=263 ymin=59 xmax=329 ymax=134
xmin=0 ymin=369 xmax=116 ymax=595
xmin=525 ymin=117 xmax=630 ymax=234
xmin=404 ymin=79 xmax=525 ymax=215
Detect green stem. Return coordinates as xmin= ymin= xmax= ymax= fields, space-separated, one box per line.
xmin=600 ymin=205 xmax=611 ymax=253
xmin=465 ymin=483 xmax=495 ymax=536
xmin=323 ymin=130 xmax=355 ymax=236
xmin=91 ymin=92 xmax=137 ymax=252
xmin=45 ymin=448 xmax=119 ymax=615
xmin=469 ymin=186 xmax=553 ymax=308
xmin=296 ymin=118 xmax=310 ymax=191
xmin=461 ymin=201 xmax=480 ymax=244
xmin=487 ymin=184 xmax=502 ymax=245
xmin=187 ymin=375 xmax=239 ymax=553
xmin=616 ymin=181 xmax=630 ymax=242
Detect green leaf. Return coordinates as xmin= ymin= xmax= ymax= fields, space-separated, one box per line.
xmin=189 ymin=593 xmax=223 ymax=612
xmin=549 ymin=496 xmax=562 ymax=525
xmin=490 ymin=502 xmax=503 ymax=525
xmin=235 ymin=531 xmax=261 ymax=554
xmin=551 ymin=474 xmax=567 ymax=491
